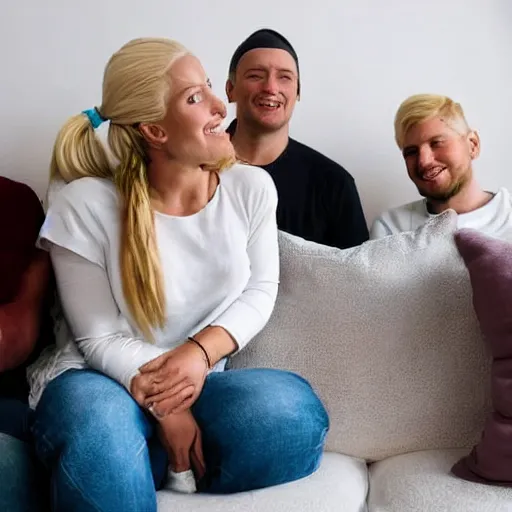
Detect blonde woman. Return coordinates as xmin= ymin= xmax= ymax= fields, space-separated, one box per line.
xmin=28 ymin=38 xmax=328 ymax=510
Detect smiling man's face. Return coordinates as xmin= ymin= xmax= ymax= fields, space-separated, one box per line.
xmin=401 ymin=116 xmax=480 ymax=202
xmin=227 ymin=48 xmax=299 ymax=134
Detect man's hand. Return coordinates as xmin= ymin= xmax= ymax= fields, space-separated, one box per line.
xmin=130 ymin=341 xmax=208 ymax=417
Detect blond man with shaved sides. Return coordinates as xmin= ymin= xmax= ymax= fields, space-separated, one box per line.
xmin=371 ymin=94 xmax=512 ymax=239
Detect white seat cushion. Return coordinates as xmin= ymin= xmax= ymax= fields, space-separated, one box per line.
xmin=368 ymin=449 xmax=512 ymax=512
xmin=157 ymin=452 xmax=368 ymax=512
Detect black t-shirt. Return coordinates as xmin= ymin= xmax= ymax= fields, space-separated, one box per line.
xmin=229 ymin=123 xmax=369 ymax=249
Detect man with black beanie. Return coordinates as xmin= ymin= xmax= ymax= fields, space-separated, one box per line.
xmin=226 ymin=28 xmax=369 ymax=249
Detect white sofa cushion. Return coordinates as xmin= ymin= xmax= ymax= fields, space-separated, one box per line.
xmin=157 ymin=452 xmax=368 ymax=512
xmin=368 ymin=449 xmax=512 ymax=511
xmin=231 ymin=211 xmax=491 ymax=461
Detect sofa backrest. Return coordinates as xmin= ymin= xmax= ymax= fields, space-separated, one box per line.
xmin=230 ymin=211 xmax=492 ymax=461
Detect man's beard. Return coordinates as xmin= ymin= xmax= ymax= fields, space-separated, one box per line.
xmin=420 ymin=181 xmax=464 ymax=202
xmin=416 ymin=167 xmax=470 ymax=203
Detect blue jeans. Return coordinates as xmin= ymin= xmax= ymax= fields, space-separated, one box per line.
xmin=0 ymin=399 xmax=46 ymax=512
xmin=32 ymin=368 xmax=328 ymax=512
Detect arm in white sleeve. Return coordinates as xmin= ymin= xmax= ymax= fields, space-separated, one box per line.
xmin=211 ymin=182 xmax=279 ymax=351
xmin=370 ymin=216 xmax=392 ymax=239
xmin=50 ymin=244 xmax=168 ymax=391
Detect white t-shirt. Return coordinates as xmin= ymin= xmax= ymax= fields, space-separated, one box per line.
xmin=370 ymin=188 xmax=512 ymax=240
xmin=28 ymin=163 xmax=279 ymax=407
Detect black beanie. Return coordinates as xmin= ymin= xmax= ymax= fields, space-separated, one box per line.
xmin=229 ymin=29 xmax=300 ymax=94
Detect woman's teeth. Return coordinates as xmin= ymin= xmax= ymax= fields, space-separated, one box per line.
xmin=206 ymin=125 xmax=222 ymax=134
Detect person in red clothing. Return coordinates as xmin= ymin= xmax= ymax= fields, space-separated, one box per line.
xmin=0 ymin=176 xmax=51 ymax=511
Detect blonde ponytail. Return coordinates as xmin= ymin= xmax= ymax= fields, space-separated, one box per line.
xmin=49 ymin=38 xmax=190 ymax=340
xmin=50 ymin=113 xmax=111 ymax=182
xmin=110 ymin=123 xmax=166 ymax=339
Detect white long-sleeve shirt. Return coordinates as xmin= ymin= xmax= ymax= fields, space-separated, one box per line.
xmin=370 ymin=188 xmax=512 ymax=240
xmin=28 ymin=163 xmax=279 ymax=407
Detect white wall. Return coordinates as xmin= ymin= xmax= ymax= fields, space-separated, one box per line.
xmin=1 ymin=0 xmax=510 ymax=226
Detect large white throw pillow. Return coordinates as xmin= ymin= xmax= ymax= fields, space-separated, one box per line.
xmin=231 ymin=211 xmax=491 ymax=461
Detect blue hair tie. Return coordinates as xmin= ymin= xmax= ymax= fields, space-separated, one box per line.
xmin=82 ymin=108 xmax=106 ymax=129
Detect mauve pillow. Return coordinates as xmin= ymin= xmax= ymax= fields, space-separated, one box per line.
xmin=452 ymin=228 xmax=512 ymax=485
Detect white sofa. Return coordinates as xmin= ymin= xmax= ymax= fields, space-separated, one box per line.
xmin=157 ymin=211 xmax=512 ymax=511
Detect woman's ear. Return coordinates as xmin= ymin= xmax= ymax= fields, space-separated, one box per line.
xmin=139 ymin=123 xmax=168 ymax=149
